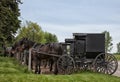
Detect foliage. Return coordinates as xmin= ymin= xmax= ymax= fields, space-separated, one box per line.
xmin=102 ymin=31 xmax=113 ymax=52
xmin=0 ymin=56 xmax=120 ymax=82
xmin=16 ymin=21 xmax=58 ymax=43
xmin=44 ymin=32 xmax=58 ymax=43
xmin=115 ymin=55 xmax=120 ymax=60
xmin=16 ymin=21 xmax=45 ymax=43
xmin=0 ymin=0 xmax=22 ymax=45
xmin=117 ymin=42 xmax=120 ymax=54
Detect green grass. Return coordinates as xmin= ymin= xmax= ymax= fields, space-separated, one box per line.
xmin=0 ymin=57 xmax=31 ymax=74
xmin=115 ymin=55 xmax=120 ymax=60
xmin=0 ymin=56 xmax=120 ymax=82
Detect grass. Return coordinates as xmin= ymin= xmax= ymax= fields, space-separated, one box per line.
xmin=0 ymin=57 xmax=31 ymax=74
xmin=0 ymin=56 xmax=120 ymax=82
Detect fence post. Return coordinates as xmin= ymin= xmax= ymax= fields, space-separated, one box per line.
xmin=16 ymin=52 xmax=19 ymax=60
xmin=23 ymin=50 xmax=26 ymax=65
xmin=28 ymin=48 xmax=32 ymax=71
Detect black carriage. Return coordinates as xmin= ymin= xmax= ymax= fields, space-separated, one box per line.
xmin=57 ymin=33 xmax=118 ymax=75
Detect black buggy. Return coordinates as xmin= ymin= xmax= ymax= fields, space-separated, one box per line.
xmin=57 ymin=33 xmax=118 ymax=75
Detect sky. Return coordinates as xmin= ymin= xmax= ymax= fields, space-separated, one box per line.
xmin=19 ymin=0 xmax=120 ymax=52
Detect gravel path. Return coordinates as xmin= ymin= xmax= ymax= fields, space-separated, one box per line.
xmin=113 ymin=61 xmax=120 ymax=77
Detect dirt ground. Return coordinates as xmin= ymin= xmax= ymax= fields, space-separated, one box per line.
xmin=113 ymin=61 xmax=120 ymax=77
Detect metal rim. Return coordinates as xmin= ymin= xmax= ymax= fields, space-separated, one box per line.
xmin=57 ymin=55 xmax=75 ymax=74
xmin=92 ymin=53 xmax=118 ymax=75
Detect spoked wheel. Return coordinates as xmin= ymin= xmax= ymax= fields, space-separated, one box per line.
xmin=57 ymin=55 xmax=75 ymax=74
xmin=92 ymin=53 xmax=118 ymax=75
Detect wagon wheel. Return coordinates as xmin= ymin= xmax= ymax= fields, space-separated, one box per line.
xmin=92 ymin=53 xmax=118 ymax=75
xmin=57 ymin=55 xmax=75 ymax=74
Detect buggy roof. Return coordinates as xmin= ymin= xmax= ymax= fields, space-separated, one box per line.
xmin=73 ymin=33 xmax=104 ymax=36
xmin=65 ymin=38 xmax=74 ymax=43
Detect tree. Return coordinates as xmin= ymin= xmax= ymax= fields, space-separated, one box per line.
xmin=16 ymin=21 xmax=45 ymax=43
xmin=102 ymin=31 xmax=113 ymax=52
xmin=44 ymin=32 xmax=58 ymax=43
xmin=16 ymin=21 xmax=58 ymax=43
xmin=117 ymin=42 xmax=120 ymax=54
xmin=0 ymin=0 xmax=22 ymax=45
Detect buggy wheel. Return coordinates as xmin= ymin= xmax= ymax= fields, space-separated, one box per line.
xmin=92 ymin=53 xmax=118 ymax=75
xmin=57 ymin=55 xmax=75 ymax=74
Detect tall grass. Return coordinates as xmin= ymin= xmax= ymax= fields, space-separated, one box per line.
xmin=0 ymin=57 xmax=31 ymax=74
xmin=0 ymin=56 xmax=120 ymax=82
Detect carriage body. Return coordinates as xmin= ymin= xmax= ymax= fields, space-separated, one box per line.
xmin=65 ymin=33 xmax=105 ymax=59
xmin=58 ymin=33 xmax=118 ymax=75
xmin=73 ymin=33 xmax=105 ymax=58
